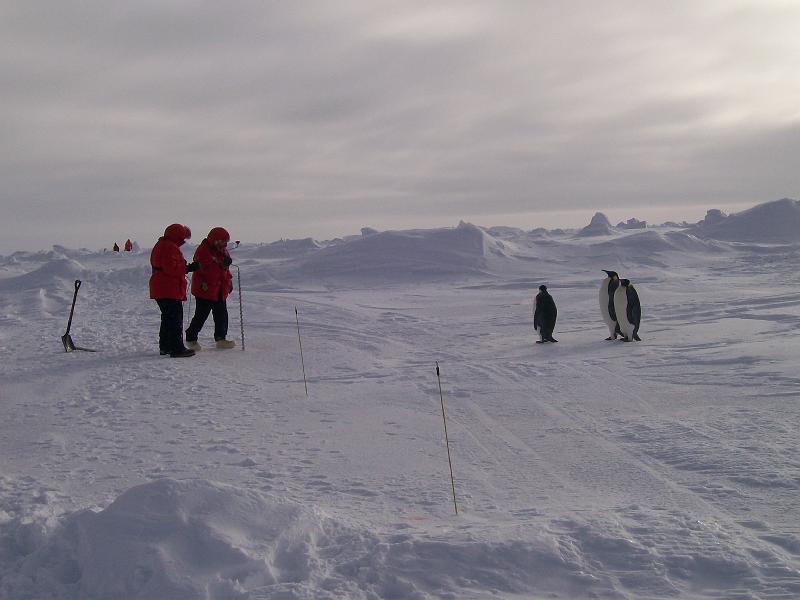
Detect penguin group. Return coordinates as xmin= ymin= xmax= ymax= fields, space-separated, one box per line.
xmin=533 ymin=271 xmax=642 ymax=344
xmin=599 ymin=270 xmax=641 ymax=342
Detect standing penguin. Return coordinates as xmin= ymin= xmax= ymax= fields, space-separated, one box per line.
xmin=533 ymin=285 xmax=558 ymax=343
xmin=599 ymin=269 xmax=621 ymax=340
xmin=613 ymin=279 xmax=642 ymax=342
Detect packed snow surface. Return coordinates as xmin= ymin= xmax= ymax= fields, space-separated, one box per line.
xmin=1 ymin=202 xmax=799 ymax=599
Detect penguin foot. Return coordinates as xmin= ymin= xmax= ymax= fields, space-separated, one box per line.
xmin=633 ymin=334 xmax=642 ymax=341
xmin=535 ymin=340 xmax=547 ymax=344
xmin=548 ymin=338 xmax=559 ymax=343
xmin=605 ymin=336 xmax=615 ymax=341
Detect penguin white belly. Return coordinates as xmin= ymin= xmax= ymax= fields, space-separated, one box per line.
xmin=613 ymin=287 xmax=634 ymax=340
xmin=599 ymin=279 xmax=616 ymax=335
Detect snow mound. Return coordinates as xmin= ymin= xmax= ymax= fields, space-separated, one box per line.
xmin=586 ymin=231 xmax=673 ymax=269
xmin=695 ymin=199 xmax=800 ymax=243
xmin=279 ymin=222 xmax=506 ymax=283
xmin=51 ymin=245 xmax=98 ymax=258
xmin=0 ymin=258 xmax=85 ymax=291
xmin=248 ymin=237 xmax=320 ymax=258
xmin=587 ymin=231 xmax=727 ymax=266
xmin=2 ymin=479 xmax=334 ymax=600
xmin=578 ymin=212 xmax=615 ymax=237
xmin=0 ymin=478 xmax=609 ymax=600
xmin=485 ymin=226 xmax=526 ymax=240
xmin=662 ymin=231 xmax=728 ymax=253
xmin=97 ymin=264 xmax=152 ymax=287
xmin=592 ymin=230 xmax=675 ymax=253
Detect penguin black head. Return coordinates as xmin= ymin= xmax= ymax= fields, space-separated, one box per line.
xmin=539 ymin=285 xmax=547 ymax=292
xmin=619 ymin=279 xmax=631 ymax=287
xmin=602 ymin=270 xmax=619 ymax=279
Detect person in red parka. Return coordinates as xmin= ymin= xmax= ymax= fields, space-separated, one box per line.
xmin=185 ymin=227 xmax=236 ymax=350
xmin=149 ymin=223 xmax=199 ymax=358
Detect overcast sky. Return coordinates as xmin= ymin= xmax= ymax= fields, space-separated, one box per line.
xmin=2 ymin=1 xmax=799 ymax=253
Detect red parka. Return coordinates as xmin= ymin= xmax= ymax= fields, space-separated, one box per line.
xmin=191 ymin=227 xmax=233 ymax=302
xmin=149 ymin=224 xmax=192 ymax=300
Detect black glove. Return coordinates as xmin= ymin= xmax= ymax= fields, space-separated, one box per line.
xmin=222 ymin=256 xmax=233 ymax=267
xmin=186 ymin=261 xmax=200 ymax=273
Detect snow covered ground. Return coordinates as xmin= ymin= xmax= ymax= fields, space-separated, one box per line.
xmin=1 ymin=201 xmax=799 ymax=599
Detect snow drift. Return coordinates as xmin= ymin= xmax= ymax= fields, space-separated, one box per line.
xmin=276 ymin=221 xmax=507 ymax=283
xmin=590 ymin=230 xmax=726 ymax=256
xmin=2 ymin=479 xmax=333 ymax=599
xmin=694 ymin=198 xmax=800 ymax=243
xmin=1 ymin=479 xmax=609 ymax=600
xmin=0 ymin=258 xmax=84 ymax=292
xmin=247 ymin=238 xmax=320 ymax=258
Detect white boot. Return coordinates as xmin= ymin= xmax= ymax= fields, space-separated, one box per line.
xmin=186 ymin=340 xmax=202 ymax=351
xmin=215 ymin=339 xmax=235 ymax=349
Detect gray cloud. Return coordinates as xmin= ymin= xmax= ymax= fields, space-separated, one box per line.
xmin=1 ymin=1 xmax=799 ymax=252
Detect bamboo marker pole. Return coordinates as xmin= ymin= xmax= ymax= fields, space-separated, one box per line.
xmin=295 ymin=306 xmax=308 ymax=396
xmin=436 ymin=361 xmax=458 ymax=515
xmin=186 ymin=290 xmax=192 ymax=328
xmin=236 ymin=265 xmax=245 ymax=350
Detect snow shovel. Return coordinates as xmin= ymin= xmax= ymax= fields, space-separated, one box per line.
xmin=61 ymin=279 xmax=96 ymax=352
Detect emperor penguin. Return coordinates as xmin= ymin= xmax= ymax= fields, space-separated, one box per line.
xmin=533 ymin=285 xmax=558 ymax=343
xmin=612 ymin=279 xmax=642 ymax=342
xmin=599 ymin=270 xmax=621 ymax=340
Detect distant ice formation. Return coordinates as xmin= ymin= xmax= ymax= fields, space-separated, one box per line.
xmin=578 ymin=212 xmax=615 ymax=237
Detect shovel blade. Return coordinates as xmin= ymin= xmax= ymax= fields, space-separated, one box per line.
xmin=62 ymin=333 xmax=76 ymax=352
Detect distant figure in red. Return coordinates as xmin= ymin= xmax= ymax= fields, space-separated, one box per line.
xmin=185 ymin=227 xmax=236 ymax=350
xmin=113 ymin=243 xmax=120 ymax=252
xmin=124 ymin=239 xmax=133 ymax=252
xmin=149 ymin=224 xmax=199 ymax=358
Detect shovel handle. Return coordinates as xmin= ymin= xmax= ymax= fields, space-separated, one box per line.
xmin=65 ymin=279 xmax=82 ymax=335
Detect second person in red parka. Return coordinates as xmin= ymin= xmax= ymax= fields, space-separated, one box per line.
xmin=185 ymin=227 xmax=236 ymax=350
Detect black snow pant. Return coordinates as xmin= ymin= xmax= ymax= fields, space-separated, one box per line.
xmin=186 ymin=297 xmax=229 ymax=342
xmin=155 ymin=299 xmax=185 ymax=354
